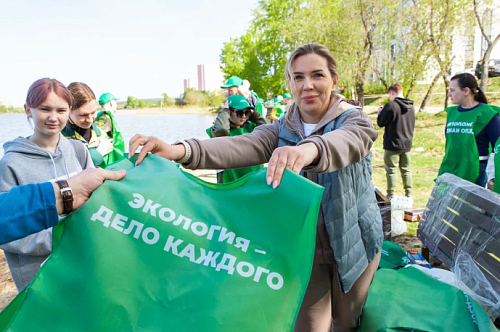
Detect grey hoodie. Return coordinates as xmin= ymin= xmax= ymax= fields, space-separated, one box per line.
xmin=0 ymin=135 xmax=93 ymax=290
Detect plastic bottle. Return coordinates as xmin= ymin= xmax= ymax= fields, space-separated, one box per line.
xmin=407 ymin=197 xmax=413 ymax=209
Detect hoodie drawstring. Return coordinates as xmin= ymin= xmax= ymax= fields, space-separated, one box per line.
xmin=58 ymin=146 xmax=71 ymax=179
xmin=45 ymin=147 xmax=71 ymax=181
xmin=46 ymin=152 xmax=58 ymax=180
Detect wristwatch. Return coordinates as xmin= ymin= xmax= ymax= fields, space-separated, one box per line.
xmin=55 ymin=180 xmax=74 ymax=216
xmin=173 ymin=140 xmax=192 ymax=164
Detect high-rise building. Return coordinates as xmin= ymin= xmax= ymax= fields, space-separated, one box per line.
xmin=183 ymin=78 xmax=198 ymax=92
xmin=197 ymin=64 xmax=224 ymax=92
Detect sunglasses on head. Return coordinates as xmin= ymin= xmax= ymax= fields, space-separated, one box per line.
xmin=230 ymin=108 xmax=252 ymax=118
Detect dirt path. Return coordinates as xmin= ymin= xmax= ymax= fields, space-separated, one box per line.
xmin=0 ymin=251 xmax=17 ymax=311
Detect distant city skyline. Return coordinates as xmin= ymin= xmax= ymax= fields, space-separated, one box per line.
xmin=183 ymin=77 xmax=198 ymax=91
xmin=196 ymin=64 xmax=224 ymax=92
xmin=0 ymin=0 xmax=258 ymax=107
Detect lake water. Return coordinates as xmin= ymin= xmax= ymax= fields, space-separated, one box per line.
xmin=0 ymin=113 xmax=216 ymax=157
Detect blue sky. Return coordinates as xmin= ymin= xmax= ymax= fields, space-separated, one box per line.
xmin=0 ymin=0 xmax=258 ymax=106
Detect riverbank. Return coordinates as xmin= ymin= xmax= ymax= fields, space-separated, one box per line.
xmin=117 ymin=107 xmax=217 ymax=116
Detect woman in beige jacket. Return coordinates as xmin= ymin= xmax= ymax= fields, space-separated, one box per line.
xmin=130 ymin=43 xmax=383 ymax=332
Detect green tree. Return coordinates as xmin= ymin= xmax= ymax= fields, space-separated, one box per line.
xmin=220 ymin=0 xmax=302 ymax=98
xmin=182 ymin=88 xmax=208 ymax=107
xmin=419 ymin=0 xmax=469 ymax=110
xmin=126 ymin=96 xmax=139 ymax=109
xmin=207 ymin=90 xmax=224 ymax=108
xmin=138 ymin=100 xmax=147 ymax=108
xmin=473 ymin=0 xmax=500 ymax=91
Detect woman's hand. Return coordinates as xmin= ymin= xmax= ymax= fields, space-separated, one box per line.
xmin=129 ymin=135 xmax=185 ymax=166
xmin=266 ymin=143 xmax=319 ymax=189
xmin=487 ymin=178 xmax=495 ymax=191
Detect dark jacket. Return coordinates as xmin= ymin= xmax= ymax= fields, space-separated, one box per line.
xmin=377 ymin=97 xmax=415 ymax=152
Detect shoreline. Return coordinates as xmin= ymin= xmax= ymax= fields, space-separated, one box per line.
xmin=0 ymin=107 xmax=217 ymax=116
xmin=116 ymin=107 xmax=217 ymax=116
xmin=0 ymin=106 xmax=444 ymax=116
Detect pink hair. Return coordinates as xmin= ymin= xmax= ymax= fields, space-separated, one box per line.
xmin=26 ymin=78 xmax=73 ymax=109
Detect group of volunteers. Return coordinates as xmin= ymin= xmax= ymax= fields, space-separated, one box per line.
xmin=0 ymin=78 xmax=126 ymax=290
xmin=210 ymin=76 xmax=297 ymax=183
xmin=1 ymin=40 xmax=498 ymax=332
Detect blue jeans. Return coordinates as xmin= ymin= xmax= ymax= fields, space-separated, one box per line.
xmin=475 ymin=161 xmax=488 ymax=187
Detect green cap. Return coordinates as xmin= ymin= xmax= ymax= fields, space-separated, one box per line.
xmin=379 ymin=241 xmax=411 ymax=269
xmin=283 ymin=93 xmax=292 ymax=99
xmin=274 ymin=95 xmax=283 ymax=103
xmin=221 ymin=76 xmax=243 ymax=88
xmin=228 ymin=95 xmax=254 ymax=110
xmin=98 ymin=93 xmax=119 ymax=105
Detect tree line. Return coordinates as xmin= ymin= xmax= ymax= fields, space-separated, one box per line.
xmin=123 ymin=90 xmax=224 ymax=109
xmin=220 ymin=0 xmax=500 ymax=110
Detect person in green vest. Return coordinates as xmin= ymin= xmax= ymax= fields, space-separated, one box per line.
xmin=437 ymin=73 xmax=500 ymax=187
xmin=62 ymin=82 xmax=114 ymax=168
xmin=221 ymin=76 xmax=265 ymax=117
xmin=486 ymin=138 xmax=500 ymax=193
xmin=270 ymin=95 xmax=286 ymax=122
xmin=95 ymin=93 xmax=126 ymax=165
xmin=283 ymin=92 xmax=293 ymax=106
xmin=207 ymin=94 xmax=268 ymax=183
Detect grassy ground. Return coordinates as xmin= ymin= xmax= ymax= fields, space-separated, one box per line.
xmin=365 ymin=77 xmax=500 ymax=108
xmin=368 ymin=110 xmax=447 ymax=237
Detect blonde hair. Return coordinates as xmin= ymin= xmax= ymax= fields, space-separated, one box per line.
xmin=284 ymin=43 xmax=338 ymax=129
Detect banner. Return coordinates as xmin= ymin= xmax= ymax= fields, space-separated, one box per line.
xmin=0 ymin=155 xmax=323 ymax=332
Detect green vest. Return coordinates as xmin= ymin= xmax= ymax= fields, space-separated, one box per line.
xmin=251 ymin=92 xmax=264 ymax=116
xmin=438 ymin=104 xmax=498 ymax=183
xmin=0 ymin=155 xmax=323 ymax=332
xmin=95 ymin=110 xmax=126 ymax=166
xmin=275 ymin=102 xmax=286 ymax=118
xmin=206 ymin=123 xmax=264 ymax=183
xmin=494 ymin=137 xmax=500 ymax=194
xmin=360 ymin=267 xmax=497 ymax=331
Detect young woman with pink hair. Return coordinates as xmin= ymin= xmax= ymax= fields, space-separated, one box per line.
xmin=0 ymin=78 xmax=94 ymax=291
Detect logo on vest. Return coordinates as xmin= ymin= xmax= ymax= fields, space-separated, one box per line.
xmin=446 ymin=121 xmax=474 ymax=135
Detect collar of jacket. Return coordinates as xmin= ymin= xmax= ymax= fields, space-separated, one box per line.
xmin=62 ymin=123 xmax=101 ymax=145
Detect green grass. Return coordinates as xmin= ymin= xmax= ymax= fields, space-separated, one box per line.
xmin=411 ymin=77 xmax=500 ymax=106
xmin=370 ymin=111 xmax=447 ymax=236
xmin=365 ymin=77 xmax=500 ymax=108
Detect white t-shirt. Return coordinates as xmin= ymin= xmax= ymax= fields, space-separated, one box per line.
xmin=301 ymin=121 xmax=317 ymax=137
